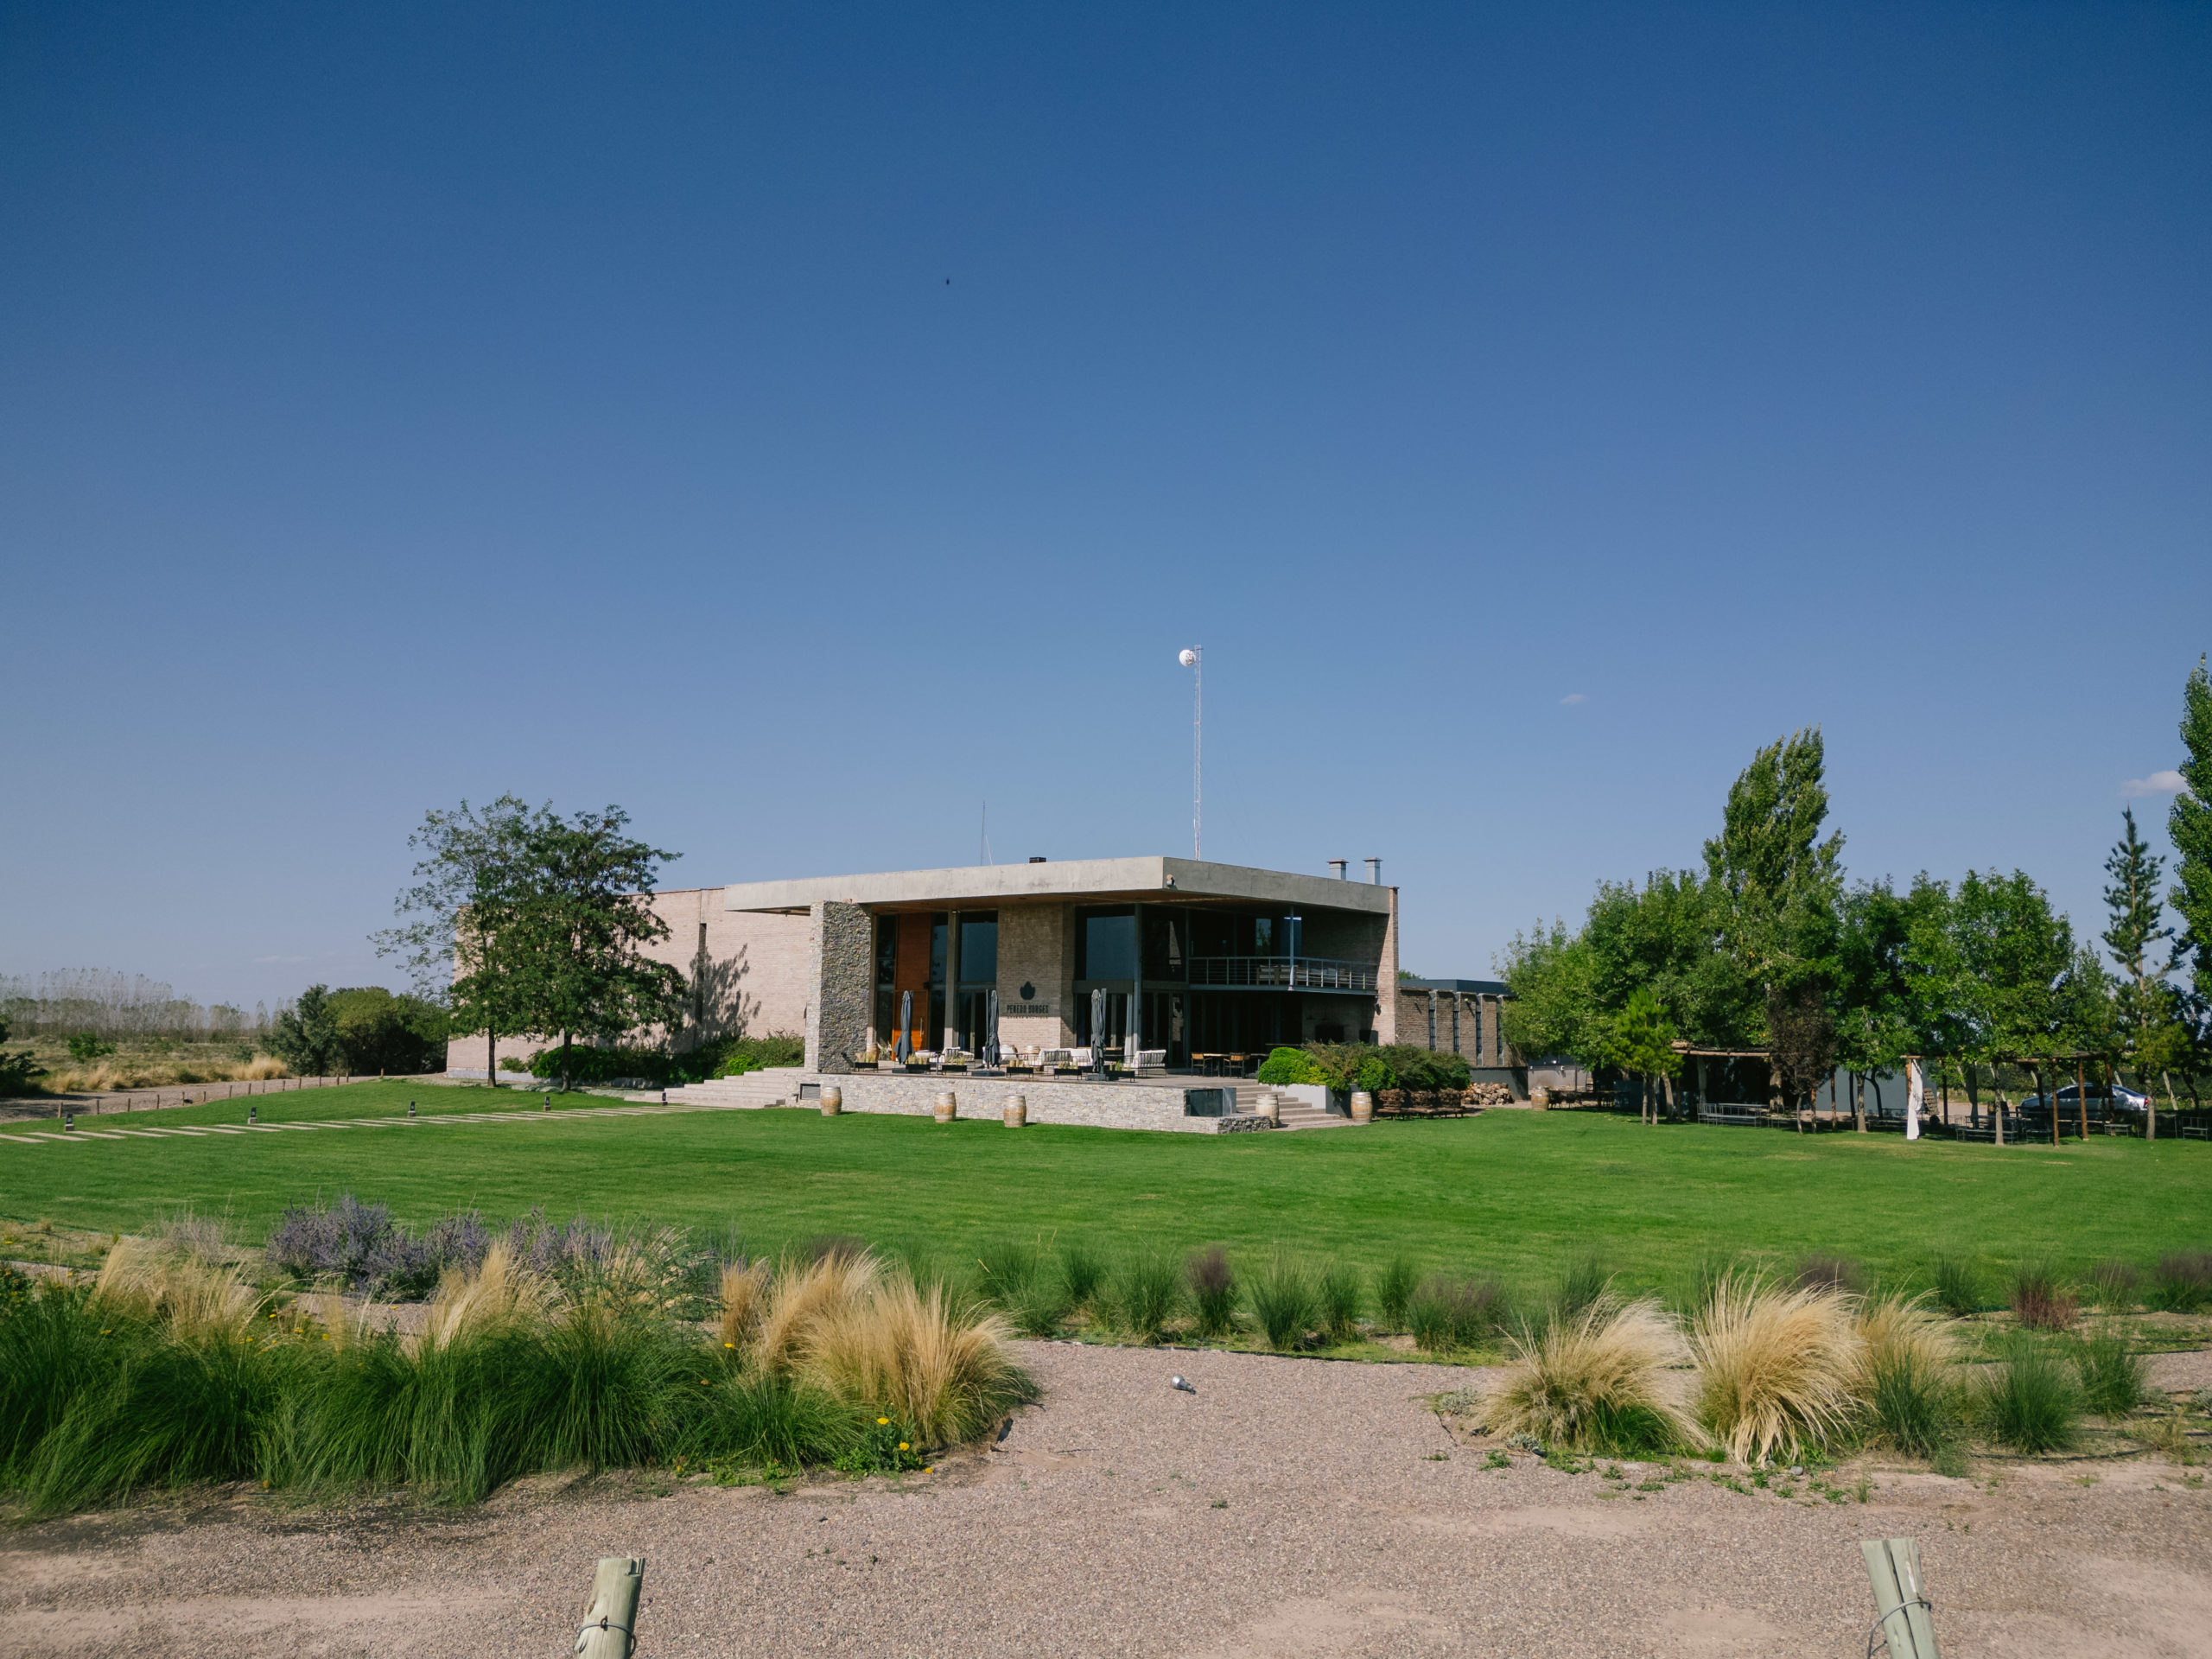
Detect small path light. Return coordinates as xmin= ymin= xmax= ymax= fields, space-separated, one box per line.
xmin=408 ymin=1100 xmax=416 ymax=1117
xmin=248 ymin=1105 xmax=257 ymax=1125
xmin=543 ymin=1095 xmax=551 ymax=1112
xmin=62 ymin=1112 xmax=74 ymax=1132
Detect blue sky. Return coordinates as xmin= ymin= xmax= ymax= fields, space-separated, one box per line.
xmin=3 ymin=3 xmax=2207 ymax=1008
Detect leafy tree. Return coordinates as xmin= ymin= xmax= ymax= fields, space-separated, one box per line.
xmin=269 ymin=985 xmax=345 ymax=1077
xmin=326 ymin=987 xmax=449 ymax=1075
xmin=1703 ymin=728 xmax=1845 ymax=993
xmin=1764 ymin=978 xmax=1836 ymax=1122
xmin=1599 ymin=986 xmax=1681 ymax=1124
xmin=67 ymin=1033 xmax=117 ymax=1065
xmin=1497 ymin=919 xmax=1605 ymax=1068
xmin=504 ymin=807 xmax=688 ymax=1090
xmin=1955 ymin=869 xmax=2075 ymax=1127
xmin=374 ymin=796 xmax=549 ymax=1083
xmin=2168 ymin=655 xmax=2212 ymax=1090
xmin=1834 ymin=881 xmax=1917 ymax=1130
xmin=0 ymin=1018 xmax=46 ymax=1096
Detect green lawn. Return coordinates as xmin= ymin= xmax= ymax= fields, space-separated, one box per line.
xmin=2 ymin=1081 xmax=2207 ymax=1293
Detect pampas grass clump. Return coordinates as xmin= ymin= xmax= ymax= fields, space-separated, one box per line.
xmin=1691 ymin=1274 xmax=1862 ymax=1465
xmin=1484 ymin=1300 xmax=1698 ymax=1455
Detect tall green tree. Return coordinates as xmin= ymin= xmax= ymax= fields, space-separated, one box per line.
xmin=1497 ymin=918 xmax=1605 ymax=1070
xmin=1955 ymin=869 xmax=2075 ymax=1130
xmin=269 ymin=985 xmax=345 ymax=1077
xmin=1703 ymin=729 xmax=1845 ymax=1101
xmin=505 ymin=806 xmax=689 ymax=1089
xmin=374 ymin=796 xmax=549 ymax=1083
xmin=2102 ymin=805 xmax=2176 ymax=1084
xmin=1598 ymin=986 xmax=1682 ymax=1125
xmin=1834 ymin=881 xmax=1917 ymax=1129
xmin=2167 ymin=655 xmax=2212 ymax=1099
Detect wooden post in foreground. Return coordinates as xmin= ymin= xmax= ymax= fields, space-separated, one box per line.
xmin=575 ymin=1556 xmax=643 ymax=1658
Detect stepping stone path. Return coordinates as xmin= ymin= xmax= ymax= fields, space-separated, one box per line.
xmin=0 ymin=1098 xmax=755 ymax=1147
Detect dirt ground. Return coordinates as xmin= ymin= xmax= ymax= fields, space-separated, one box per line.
xmin=2 ymin=1342 xmax=2209 ymax=1659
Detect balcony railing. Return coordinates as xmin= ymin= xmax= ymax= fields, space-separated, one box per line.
xmin=1185 ymin=956 xmax=1377 ymax=993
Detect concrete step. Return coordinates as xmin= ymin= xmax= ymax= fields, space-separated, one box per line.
xmin=662 ymin=1067 xmax=805 ymax=1108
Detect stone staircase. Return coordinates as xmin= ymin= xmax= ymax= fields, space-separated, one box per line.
xmin=657 ymin=1068 xmax=807 ymax=1109
xmin=1223 ymin=1084 xmax=1355 ymax=1130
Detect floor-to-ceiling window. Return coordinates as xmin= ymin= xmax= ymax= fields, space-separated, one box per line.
xmin=954 ymin=912 xmax=998 ymax=1052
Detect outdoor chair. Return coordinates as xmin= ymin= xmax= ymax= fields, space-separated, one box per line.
xmin=1132 ymin=1047 xmax=1167 ymax=1076
xmin=1069 ymin=1046 xmax=1096 ymax=1071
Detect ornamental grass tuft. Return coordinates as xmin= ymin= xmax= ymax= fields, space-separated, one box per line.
xmin=1975 ymin=1334 xmax=2082 ymax=1453
xmin=1855 ymin=1294 xmax=1962 ymax=1464
xmin=2010 ymin=1263 xmax=2077 ymax=1332
xmin=1690 ymin=1273 xmax=1862 ymax=1465
xmin=2073 ymin=1327 xmax=2151 ymax=1419
xmin=1246 ymin=1250 xmax=1316 ymax=1351
xmin=1185 ymin=1246 xmax=1238 ymax=1338
xmin=1408 ymin=1277 xmax=1510 ymax=1355
xmin=2085 ymin=1261 xmax=2140 ymax=1310
xmin=1109 ymin=1247 xmax=1183 ymax=1344
xmin=2149 ymin=1252 xmax=2212 ymax=1313
xmin=1373 ymin=1252 xmax=1419 ymax=1332
xmin=1315 ymin=1258 xmax=1361 ymax=1344
xmin=1930 ymin=1254 xmax=1982 ymax=1317
xmin=1482 ymin=1299 xmax=1696 ymax=1456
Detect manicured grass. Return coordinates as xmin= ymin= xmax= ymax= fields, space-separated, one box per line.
xmin=3 ymin=1083 xmax=2208 ymax=1294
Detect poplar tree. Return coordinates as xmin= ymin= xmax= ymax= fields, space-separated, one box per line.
xmin=2102 ymin=806 xmax=2174 ymax=1069
xmin=2165 ymin=655 xmax=2212 ymax=1104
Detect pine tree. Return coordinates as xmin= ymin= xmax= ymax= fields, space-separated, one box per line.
xmin=2102 ymin=807 xmax=2173 ymax=1057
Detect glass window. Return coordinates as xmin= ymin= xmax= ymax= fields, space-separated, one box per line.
xmin=875 ymin=920 xmax=897 ymax=987
xmin=1077 ymin=909 xmax=1137 ymax=981
xmin=1252 ymin=918 xmax=1274 ymax=955
xmin=929 ymin=915 xmax=947 ymax=988
xmin=958 ymin=915 xmax=998 ymax=983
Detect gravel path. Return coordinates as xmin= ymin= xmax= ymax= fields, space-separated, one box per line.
xmin=3 ymin=1341 xmax=2209 ymax=1657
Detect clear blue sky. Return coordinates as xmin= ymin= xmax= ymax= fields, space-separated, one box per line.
xmin=3 ymin=3 xmax=2207 ymax=1009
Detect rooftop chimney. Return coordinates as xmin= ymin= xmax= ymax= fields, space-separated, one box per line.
xmin=1028 ymin=855 xmax=1047 ymax=863
xmin=1364 ymin=857 xmax=1382 ymax=885
xmin=1328 ymin=859 xmax=1347 ymax=880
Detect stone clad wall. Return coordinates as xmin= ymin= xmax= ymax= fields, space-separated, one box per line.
xmin=995 ymin=903 xmax=1072 ymax=1051
xmin=807 ymin=900 xmax=874 ymax=1074
xmin=805 ymin=1072 xmax=1252 ymax=1134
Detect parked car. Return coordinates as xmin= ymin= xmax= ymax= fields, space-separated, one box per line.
xmin=2019 ymin=1080 xmax=2151 ymax=1116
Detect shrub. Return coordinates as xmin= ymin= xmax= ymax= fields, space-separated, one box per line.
xmin=1109 ymin=1248 xmax=1183 ymax=1343
xmin=2011 ymin=1263 xmax=2077 ymax=1332
xmin=1186 ymin=1247 xmax=1238 ymax=1338
xmin=1795 ymin=1255 xmax=1868 ymax=1295
xmin=1482 ymin=1300 xmax=1696 ymax=1455
xmin=2074 ymin=1329 xmax=2151 ymax=1419
xmin=1315 ymin=1259 xmax=1361 ymax=1344
xmin=2086 ymin=1261 xmax=2140 ymax=1309
xmin=2149 ymin=1252 xmax=2212 ymax=1313
xmin=1408 ymin=1277 xmax=1509 ymax=1354
xmin=1374 ymin=1253 xmax=1419 ymax=1332
xmin=1246 ymin=1251 xmax=1316 ymax=1351
xmin=1254 ymin=1047 xmax=1323 ymax=1087
xmin=1931 ymin=1255 xmax=1982 ymax=1317
xmin=1690 ymin=1274 xmax=1863 ymax=1465
xmin=1976 ymin=1336 xmax=2082 ymax=1453
xmin=1376 ymin=1045 xmax=1472 ymax=1094
xmin=67 ymin=1033 xmax=117 ymax=1065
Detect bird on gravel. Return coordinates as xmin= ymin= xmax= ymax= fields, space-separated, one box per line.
xmin=1170 ymin=1376 xmax=1196 ymax=1394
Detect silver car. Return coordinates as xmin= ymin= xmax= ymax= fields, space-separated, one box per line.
xmin=2021 ymin=1080 xmax=2152 ymax=1116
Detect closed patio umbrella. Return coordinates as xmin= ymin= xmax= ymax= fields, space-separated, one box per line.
xmin=896 ymin=989 xmax=913 ymax=1063
xmin=1090 ymin=987 xmax=1106 ymax=1074
xmin=985 ymin=988 xmax=1000 ymax=1066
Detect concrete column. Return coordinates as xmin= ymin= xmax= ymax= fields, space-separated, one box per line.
xmin=1130 ymin=901 xmax=1143 ymax=1062
xmin=943 ymin=909 xmax=962 ymax=1052
xmin=1373 ymin=887 xmax=1401 ymax=1044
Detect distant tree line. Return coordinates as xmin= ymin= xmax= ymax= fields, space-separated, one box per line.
xmin=1501 ymin=658 xmax=2212 ymax=1121
xmin=0 ymin=969 xmax=269 ymax=1040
